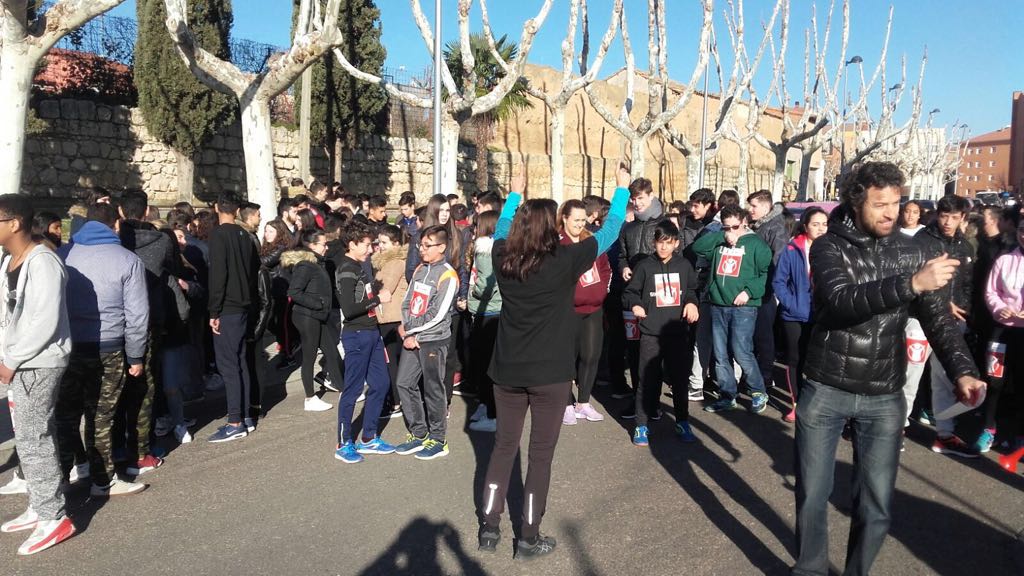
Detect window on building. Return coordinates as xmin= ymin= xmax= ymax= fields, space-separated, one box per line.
xmin=967 ymin=149 xmax=972 ymax=156
xmin=988 ymin=175 xmax=994 ymax=181
xmin=975 ymin=161 xmax=981 ymax=168
xmin=990 ymin=160 xmax=996 ymax=167
xmin=991 ymin=146 xmax=996 ymax=153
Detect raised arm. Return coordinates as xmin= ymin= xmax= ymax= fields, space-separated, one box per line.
xmin=591 ymin=164 xmax=633 ymax=255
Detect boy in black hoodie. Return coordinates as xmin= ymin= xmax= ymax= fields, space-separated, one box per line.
xmin=623 ymin=221 xmax=699 ymax=446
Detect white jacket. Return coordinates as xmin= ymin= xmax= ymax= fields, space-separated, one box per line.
xmin=0 ymin=244 xmax=71 ymax=370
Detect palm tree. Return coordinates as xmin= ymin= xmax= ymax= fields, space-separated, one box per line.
xmin=444 ymin=33 xmax=532 ymax=193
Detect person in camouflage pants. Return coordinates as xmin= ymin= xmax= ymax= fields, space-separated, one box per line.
xmin=56 ymin=350 xmax=126 ymax=488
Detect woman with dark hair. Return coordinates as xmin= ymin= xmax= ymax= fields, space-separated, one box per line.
xmin=772 ymin=206 xmax=828 ymax=422
xmin=260 ymin=219 xmax=297 ymax=367
xmin=477 ymin=165 xmax=629 ymax=559
xmin=282 ymin=230 xmax=341 ymax=412
xmin=557 ymin=199 xmax=611 ymax=425
xmin=32 ymin=211 xmax=62 ymax=249
xmin=466 ymin=210 xmax=501 ymax=432
xmin=900 ymin=200 xmax=925 ymax=236
xmin=295 ymin=208 xmax=320 ymax=233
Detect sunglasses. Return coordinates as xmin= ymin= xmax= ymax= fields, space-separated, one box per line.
xmin=723 ymin=224 xmax=744 ymax=231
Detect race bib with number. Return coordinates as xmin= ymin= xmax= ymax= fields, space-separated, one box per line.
xmin=623 ymin=310 xmax=640 ymax=341
xmin=716 ymin=247 xmax=745 ymax=278
xmin=987 ymin=341 xmax=1007 ymax=378
xmin=653 ymin=272 xmax=681 ymax=307
xmin=579 ymin=263 xmax=601 ymax=287
xmin=365 ymin=284 xmax=377 ymax=318
xmin=409 ymin=281 xmax=432 ymax=318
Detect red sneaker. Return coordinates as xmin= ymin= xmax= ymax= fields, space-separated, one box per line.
xmin=17 ymin=516 xmax=75 ymax=556
xmin=126 ymin=454 xmax=164 ymax=476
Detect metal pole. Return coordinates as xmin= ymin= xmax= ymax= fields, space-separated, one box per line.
xmin=432 ymin=0 xmax=443 ymax=197
xmin=698 ymin=37 xmax=709 ymax=190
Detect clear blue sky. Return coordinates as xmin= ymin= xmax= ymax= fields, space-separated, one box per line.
xmin=108 ymin=0 xmax=1021 ymax=137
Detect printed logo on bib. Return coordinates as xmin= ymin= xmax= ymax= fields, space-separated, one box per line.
xmin=365 ymin=284 xmax=377 ymax=318
xmin=623 ymin=310 xmax=640 ymax=341
xmin=653 ymin=272 xmax=681 ymax=307
xmin=409 ymin=281 xmax=432 ymax=318
xmin=579 ymin=263 xmax=601 ymax=287
xmin=906 ymin=338 xmax=929 ymax=365
xmin=987 ymin=342 xmax=1007 ymax=378
xmin=717 ymin=247 xmax=744 ymax=278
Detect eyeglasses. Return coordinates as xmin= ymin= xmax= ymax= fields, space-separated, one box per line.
xmin=419 ymin=242 xmax=443 ymax=249
xmin=722 ymin=224 xmax=744 ymax=231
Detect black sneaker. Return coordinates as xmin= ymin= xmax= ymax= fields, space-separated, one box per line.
xmin=478 ymin=525 xmax=500 ymax=553
xmin=515 ymin=534 xmax=556 ymax=560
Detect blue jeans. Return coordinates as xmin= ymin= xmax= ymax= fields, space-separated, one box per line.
xmin=338 ymin=329 xmax=390 ymax=444
xmin=710 ymin=305 xmax=763 ymax=400
xmin=793 ymin=379 xmax=905 ymax=576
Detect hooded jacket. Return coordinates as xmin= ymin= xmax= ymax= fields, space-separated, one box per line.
xmin=750 ymin=204 xmax=789 ymax=264
xmin=59 ymin=221 xmax=150 ymax=363
xmin=773 ymin=234 xmax=813 ymax=323
xmin=372 ymin=246 xmax=409 ymax=325
xmin=617 ymin=197 xmax=666 ymax=271
xmin=803 ymin=204 xmax=978 ymax=395
xmin=622 ymin=253 xmax=698 ymax=338
xmin=283 ymin=249 xmax=333 ymax=322
xmin=0 ymin=244 xmax=71 ymax=370
xmin=560 ymin=232 xmax=611 ymax=315
xmin=120 ymin=220 xmax=177 ymax=329
xmin=467 ymin=236 xmax=502 ymax=317
xmin=690 ymin=229 xmax=772 ymax=308
xmin=402 ymin=260 xmax=459 ymax=343
xmin=985 ymin=247 xmax=1024 ymax=329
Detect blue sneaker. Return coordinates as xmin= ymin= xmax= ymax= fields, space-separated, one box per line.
xmin=334 ymin=442 xmax=364 ymax=464
xmin=207 ymin=423 xmax=247 ymax=443
xmin=414 ymin=438 xmax=449 ymax=460
xmin=675 ymin=421 xmax=697 ymax=443
xmin=632 ymin=425 xmax=649 ymax=446
xmin=356 ymin=436 xmax=396 ymax=455
xmin=974 ymin=429 xmax=996 ymax=453
xmin=704 ymin=398 xmax=737 ymax=413
xmin=750 ymin=392 xmax=768 ymax=414
xmin=395 ymin=434 xmax=428 ymax=455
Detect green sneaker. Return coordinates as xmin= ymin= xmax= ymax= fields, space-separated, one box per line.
xmin=414 ymin=438 xmax=449 ymax=460
xmin=395 ymin=434 xmax=427 ymax=455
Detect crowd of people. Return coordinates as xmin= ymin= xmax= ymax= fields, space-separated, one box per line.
xmin=0 ymin=161 xmax=1013 ymax=572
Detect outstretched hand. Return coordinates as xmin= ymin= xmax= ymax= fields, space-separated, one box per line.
xmin=616 ymin=162 xmax=632 ymax=188
xmin=511 ymin=164 xmax=526 ymax=197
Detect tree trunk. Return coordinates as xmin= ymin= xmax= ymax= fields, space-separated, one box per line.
xmin=736 ymin=142 xmax=750 ymax=197
xmin=685 ymin=152 xmax=701 ymax=196
xmin=173 ymin=148 xmax=195 ymax=202
xmin=0 ymin=49 xmax=34 ymax=196
xmin=474 ymin=119 xmax=490 ymax=196
xmin=797 ymin=148 xmax=814 ymax=201
xmin=629 ymin=137 xmax=645 ymax=180
xmin=333 ymin=137 xmax=344 ymax=186
xmin=298 ymin=66 xmax=313 ymax=182
xmin=549 ymin=105 xmax=566 ymax=203
xmin=771 ymin=149 xmax=788 ymax=202
xmin=440 ymin=115 xmax=460 ymax=197
xmin=239 ymin=98 xmax=279 ymax=222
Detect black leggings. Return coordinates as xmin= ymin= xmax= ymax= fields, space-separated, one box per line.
xmin=481 ymin=381 xmax=570 ymax=540
xmin=379 ymin=322 xmax=402 ymax=407
xmin=984 ymin=324 xmax=1024 ymax=431
xmin=292 ymin=313 xmax=344 ymax=399
xmin=571 ymin=310 xmax=603 ymax=405
xmin=782 ymin=321 xmax=812 ymax=401
xmin=470 ymin=315 xmax=499 ymax=419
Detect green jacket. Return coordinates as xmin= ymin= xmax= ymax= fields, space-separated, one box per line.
xmin=690 ymin=230 xmax=771 ymax=307
xmin=468 ymin=236 xmax=502 ymax=316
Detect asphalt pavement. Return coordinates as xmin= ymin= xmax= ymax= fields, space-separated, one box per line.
xmin=0 ymin=361 xmax=1021 ymax=576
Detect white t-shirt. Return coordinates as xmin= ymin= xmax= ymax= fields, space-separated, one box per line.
xmin=900 ymin=225 xmax=925 ymax=237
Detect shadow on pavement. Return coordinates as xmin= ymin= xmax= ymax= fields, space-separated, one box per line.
xmin=357 ymin=516 xmax=489 ymax=576
xmin=464 ymin=395 xmax=526 ymax=541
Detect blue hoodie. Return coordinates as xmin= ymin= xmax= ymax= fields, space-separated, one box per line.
xmin=58 ymin=221 xmax=150 ymax=363
xmin=772 ymin=234 xmax=813 ymax=323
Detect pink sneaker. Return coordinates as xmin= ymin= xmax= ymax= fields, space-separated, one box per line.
xmin=574 ymin=403 xmax=605 ymax=422
xmin=562 ymin=405 xmax=577 ymax=426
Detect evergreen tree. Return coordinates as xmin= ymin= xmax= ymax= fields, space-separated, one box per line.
xmin=135 ymin=0 xmax=235 ymax=200
xmin=294 ymin=0 xmax=387 ymax=183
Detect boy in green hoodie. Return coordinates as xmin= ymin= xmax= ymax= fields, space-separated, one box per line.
xmin=690 ymin=205 xmax=772 ymax=414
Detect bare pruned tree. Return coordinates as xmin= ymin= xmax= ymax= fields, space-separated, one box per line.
xmin=164 ymin=0 xmax=345 ymax=219
xmin=525 ymin=0 xmax=622 ymax=203
xmin=331 ymin=0 xmax=554 ymax=196
xmin=0 ymin=0 xmax=128 ymax=195
xmin=584 ymin=0 xmax=714 ymax=180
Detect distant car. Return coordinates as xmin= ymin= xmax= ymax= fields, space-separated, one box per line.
xmin=975 ymin=192 xmax=1003 ymax=206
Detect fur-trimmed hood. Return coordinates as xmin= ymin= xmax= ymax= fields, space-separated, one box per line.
xmin=372 ymin=246 xmax=406 ymax=269
xmin=281 ymin=249 xmax=320 ymax=268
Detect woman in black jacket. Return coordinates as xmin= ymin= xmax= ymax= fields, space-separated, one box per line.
xmin=283 ymin=230 xmax=341 ymax=412
xmin=262 ymin=220 xmax=298 ymax=369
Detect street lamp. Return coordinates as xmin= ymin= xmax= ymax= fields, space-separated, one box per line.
xmin=840 ymin=55 xmax=862 ymax=175
xmin=432 ymin=0 xmax=442 ymax=197
xmin=698 ymin=33 xmax=712 ymax=189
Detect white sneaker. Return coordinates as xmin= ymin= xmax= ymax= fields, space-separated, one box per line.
xmin=17 ymin=516 xmax=75 ymax=555
xmin=1 ymin=508 xmax=38 ymax=533
xmin=90 ymin=477 xmax=147 ymax=497
xmin=468 ymin=416 xmax=497 ymax=432
xmin=304 ymin=396 xmax=333 ymax=412
xmin=469 ymin=404 xmax=487 ymax=423
xmin=174 ymin=424 xmax=193 ymax=444
xmin=69 ymin=462 xmax=90 ymax=484
xmin=0 ymin=473 xmax=28 ymax=495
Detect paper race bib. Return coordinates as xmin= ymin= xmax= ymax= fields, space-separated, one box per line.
xmin=987 ymin=341 xmax=1007 ymax=378
xmin=906 ymin=338 xmax=929 ymax=365
xmin=579 ymin=263 xmax=601 ymax=287
xmin=653 ymin=272 xmax=681 ymax=308
xmin=409 ymin=281 xmax=432 ymax=318
xmin=623 ymin=310 xmax=640 ymax=341
xmin=717 ymin=247 xmax=744 ymax=278
xmin=365 ymin=284 xmax=377 ymax=318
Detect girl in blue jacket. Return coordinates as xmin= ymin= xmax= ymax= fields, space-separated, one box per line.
xmin=772 ymin=207 xmax=828 ymax=422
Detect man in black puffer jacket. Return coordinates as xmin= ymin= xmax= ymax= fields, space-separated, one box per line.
xmin=793 ymin=162 xmax=985 ymax=576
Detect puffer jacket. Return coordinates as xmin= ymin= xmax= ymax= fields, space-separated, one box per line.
xmin=283 ymin=249 xmax=333 ymax=322
xmin=913 ymin=221 xmax=975 ymax=316
xmin=617 ymin=198 xmax=666 ymax=271
xmin=372 ymin=246 xmax=408 ymax=325
xmin=803 ymin=204 xmax=978 ymax=395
